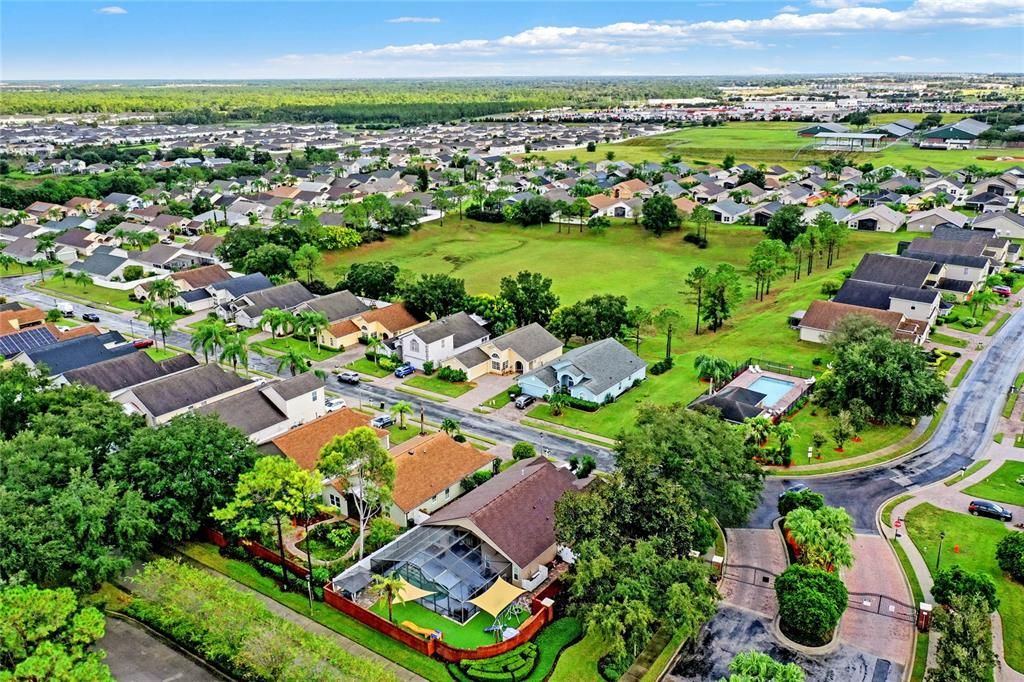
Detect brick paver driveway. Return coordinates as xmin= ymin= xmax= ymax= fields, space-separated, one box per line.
xmin=718 ymin=528 xmax=788 ymax=618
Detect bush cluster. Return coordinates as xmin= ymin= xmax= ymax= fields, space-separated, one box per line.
xmin=447 ymin=618 xmax=582 ymax=682
xmin=932 ymin=565 xmax=999 ymax=611
xmin=778 ymin=489 xmax=825 ymax=517
xmin=558 ymin=394 xmax=601 ymax=412
xmin=775 ymin=564 xmax=847 ymax=647
xmin=996 ymin=533 xmax=1024 ymax=582
xmin=438 ymin=366 xmax=468 ymax=382
xmin=650 ymin=357 xmax=674 ymax=375
xmin=459 ymin=643 xmax=538 ymax=682
xmin=683 ymin=233 xmax=708 ymax=248
xmin=466 ymin=206 xmax=506 ymax=223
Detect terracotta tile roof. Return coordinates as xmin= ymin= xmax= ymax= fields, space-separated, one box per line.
xmin=327 ymin=319 xmax=360 ymax=337
xmin=799 ymin=299 xmax=905 ymax=333
xmin=673 ymin=197 xmax=697 ymax=213
xmin=0 ymin=307 xmax=45 ymax=335
xmin=272 ymin=408 xmax=386 ymax=471
xmin=613 ymin=178 xmax=650 ymax=192
xmin=360 ymin=303 xmax=422 ymax=334
xmin=587 ymin=194 xmax=620 ymax=210
xmin=171 ymin=264 xmax=231 ymax=289
xmin=390 ymin=433 xmax=495 ymax=513
xmin=55 ymin=323 xmax=103 ymax=340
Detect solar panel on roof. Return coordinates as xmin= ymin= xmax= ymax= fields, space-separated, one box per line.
xmin=0 ymin=327 xmax=57 ymax=358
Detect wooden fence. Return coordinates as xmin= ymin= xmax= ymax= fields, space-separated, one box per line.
xmin=201 ymin=527 xmax=310 ymax=579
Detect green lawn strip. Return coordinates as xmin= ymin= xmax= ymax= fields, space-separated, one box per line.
xmin=176 ymin=541 xmax=449 ymax=681
xmin=404 ymin=375 xmax=475 ymax=398
xmin=253 ymin=336 xmax=340 ymax=362
xmin=963 ymin=461 xmax=1024 ymax=507
xmin=394 ymin=385 xmax=448 ymax=403
xmin=995 ymin=433 xmax=1005 ymax=444
xmin=143 ymin=347 xmax=178 ymax=362
xmin=881 ymin=494 xmax=914 ymax=528
xmin=345 ymin=358 xmax=392 ymax=378
xmin=952 ymin=359 xmax=974 ymax=388
xmin=928 ymin=332 xmax=969 ymax=349
xmin=1002 ymin=373 xmax=1024 ymax=418
xmin=481 ymin=389 xmax=514 ymax=409
xmin=521 ymin=417 xmax=616 ymax=448
xmin=986 ymin=313 xmax=1011 ymax=337
xmin=904 ymin=504 xmax=1024 ymax=673
xmin=548 ymin=630 xmax=610 ymax=682
xmin=32 ymin=278 xmax=143 ymax=311
xmin=637 ymin=622 xmax=700 ymax=682
xmin=387 ymin=425 xmax=423 ymax=446
xmin=944 ymin=459 xmax=991 ymax=487
xmin=889 ymin=539 xmax=929 ymax=682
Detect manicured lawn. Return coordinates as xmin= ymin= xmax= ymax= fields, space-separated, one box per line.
xmin=404 ymin=375 xmax=475 ymax=398
xmin=33 ymin=277 xmax=143 ymax=310
xmin=254 ymin=335 xmax=341 ymax=362
xmin=530 ymin=121 xmax=1023 ymax=173
xmin=346 ymin=357 xmax=392 ymax=378
xmin=481 ymin=389 xmax=514 ymax=409
xmin=904 ymin=504 xmax=1024 ymax=673
xmin=881 ymin=494 xmax=913 ymax=528
xmin=143 ymin=347 xmax=178 ymax=361
xmin=889 ymin=538 xmax=929 ymax=682
xmin=952 ymin=359 xmax=974 ymax=388
xmin=928 ymin=332 xmax=968 ymax=349
xmin=177 ymin=541 xmax=449 ymax=681
xmin=964 ymin=461 xmax=1024 ymax=507
xmin=944 ymin=459 xmax=990 ymax=486
xmin=945 ymin=303 xmax=997 ymax=333
xmin=1003 ymin=372 xmax=1024 ymax=418
xmin=986 ymin=313 xmax=1011 ymax=336
xmin=767 ymin=405 xmax=910 ymax=465
xmin=369 ymin=599 xmax=524 ymax=650
xmin=548 ymin=629 xmax=609 ymax=682
xmin=387 ymin=424 xmax=423 ymax=446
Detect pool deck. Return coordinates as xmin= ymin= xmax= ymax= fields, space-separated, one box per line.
xmin=727 ymin=368 xmax=812 ymax=416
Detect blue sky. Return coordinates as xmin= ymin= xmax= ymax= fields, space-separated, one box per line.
xmin=2 ymin=1 xmax=1022 ymax=79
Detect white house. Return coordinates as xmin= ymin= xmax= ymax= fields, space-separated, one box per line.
xmin=518 ymin=338 xmax=646 ymax=404
xmin=395 ymin=311 xmax=489 ymax=370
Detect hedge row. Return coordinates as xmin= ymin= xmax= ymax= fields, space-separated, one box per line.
xmin=447 ymin=617 xmax=583 ymax=682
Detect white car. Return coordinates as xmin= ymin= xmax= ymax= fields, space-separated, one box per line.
xmin=325 ymin=397 xmax=347 ymax=412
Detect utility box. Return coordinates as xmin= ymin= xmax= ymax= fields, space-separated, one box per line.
xmin=917 ymin=602 xmax=933 ymax=632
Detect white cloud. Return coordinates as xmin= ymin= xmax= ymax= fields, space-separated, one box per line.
xmin=96 ymin=5 xmax=127 ymax=14
xmin=386 ymin=16 xmax=441 ymax=24
xmin=265 ymin=0 xmax=1023 ymax=76
xmin=809 ymin=0 xmax=882 ymax=8
xmin=780 ymin=5 xmax=801 ymax=12
xmin=890 ymin=54 xmax=946 ymax=63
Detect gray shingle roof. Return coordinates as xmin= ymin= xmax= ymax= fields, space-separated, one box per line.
xmin=490 ymin=323 xmax=562 ymax=362
xmin=266 ymin=373 xmax=323 ymax=401
xmin=130 ymin=363 xmax=249 ymax=417
xmin=211 ymin=273 xmax=273 ymax=298
xmin=237 ymin=282 xmax=314 ymax=317
xmin=851 ymin=253 xmax=935 ymax=288
xmin=25 ymin=332 xmax=134 ymax=375
xmin=835 ymin=279 xmax=939 ymax=310
xmin=196 ymin=388 xmax=287 ymax=436
xmin=64 ymin=351 xmax=198 ymax=393
xmin=296 ymin=289 xmax=369 ymax=322
xmin=412 ymin=311 xmax=488 ymax=346
xmin=522 ymin=338 xmax=645 ymax=395
xmin=70 ymin=253 xmax=127 ymax=277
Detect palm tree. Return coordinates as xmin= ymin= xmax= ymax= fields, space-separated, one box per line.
xmin=277 ymin=347 xmax=310 ymax=376
xmin=970 ymin=289 xmax=998 ymax=317
xmin=0 ymin=254 xmax=15 ymax=273
xmin=149 ymin=278 xmax=178 ymax=305
xmin=742 ymin=416 xmax=774 ymax=446
xmin=192 ymin=318 xmax=228 ymax=363
xmin=785 ymin=506 xmax=854 ymax=571
xmin=73 ymin=271 xmax=92 ymax=290
xmin=150 ymin=310 xmax=174 ymax=349
xmin=693 ymin=354 xmax=733 ymax=391
xmin=774 ymin=422 xmax=796 ymax=451
xmin=390 ymin=400 xmax=413 ymax=429
xmin=262 ymin=307 xmax=294 ymax=338
xmin=295 ymin=310 xmax=329 ymax=351
xmin=440 ymin=418 xmax=461 ymax=437
xmin=366 ymin=336 xmax=384 ymax=365
xmin=220 ymin=334 xmax=250 ymax=374
xmin=370 ymin=574 xmax=406 ymax=623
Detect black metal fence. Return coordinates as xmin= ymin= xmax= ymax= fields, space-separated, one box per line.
xmin=847 ymin=591 xmax=918 ymax=623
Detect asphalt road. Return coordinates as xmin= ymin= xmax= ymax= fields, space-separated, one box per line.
xmin=1 ymin=274 xmax=611 ymax=465
xmin=99 ymin=616 xmax=220 ymax=682
xmin=747 ymin=305 xmax=1024 ymax=534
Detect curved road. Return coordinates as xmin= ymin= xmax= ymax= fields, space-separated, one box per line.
xmin=1 ymin=274 xmax=612 ymax=466
xmin=748 ymin=306 xmax=1024 ymax=533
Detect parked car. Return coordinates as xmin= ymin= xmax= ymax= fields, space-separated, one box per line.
xmin=370 ymin=414 xmax=395 ymax=428
xmin=992 ymin=285 xmax=1012 ymax=297
xmin=968 ymin=500 xmax=1012 ymax=521
xmin=325 ymin=397 xmax=347 ymax=412
xmin=779 ymin=482 xmax=810 ymax=499
xmin=1011 ymin=265 xmax=1024 ymax=274
xmin=57 ymin=301 xmax=74 ymax=317
xmin=394 ymin=363 xmax=415 ymax=378
xmin=514 ymin=394 xmax=535 ymax=410
xmin=132 ymin=338 xmax=155 ymax=349
xmin=335 ymin=370 xmax=361 ymax=384
xmin=82 ymin=312 xmax=100 ymax=322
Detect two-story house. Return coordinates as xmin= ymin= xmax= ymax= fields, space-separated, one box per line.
xmin=394 ymin=311 xmax=490 ymax=370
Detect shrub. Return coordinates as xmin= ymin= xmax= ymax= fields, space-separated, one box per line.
xmin=811 ymin=357 xmax=823 ymax=366
xmin=364 ymin=517 xmax=401 ymax=553
xmin=778 ymin=489 xmax=825 ymax=517
xmin=422 ymin=360 xmax=435 ymax=376
xmin=775 ymin=565 xmax=847 ymax=647
xmin=507 ymin=385 xmax=523 ymax=398
xmin=466 ymin=206 xmax=506 ymax=223
xmin=932 ymin=566 xmax=999 ymax=611
xmin=512 ymin=442 xmax=536 ymax=461
xmin=459 ymin=643 xmax=539 ymax=682
xmin=820 ymin=280 xmax=842 ymax=297
xmin=563 ymin=395 xmax=600 ymax=412
xmin=960 ymin=316 xmax=980 ymax=328
xmin=996 ymin=532 xmax=1024 ymax=582
xmin=683 ymin=233 xmax=709 ymax=248
xmin=453 ymin=433 xmax=467 ymax=443
xmin=437 ymin=366 xmax=468 ymax=382
xmin=650 ymin=357 xmax=674 ymax=375
xmin=123 ymin=264 xmax=144 ymax=281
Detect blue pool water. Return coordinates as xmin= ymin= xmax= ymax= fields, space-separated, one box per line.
xmin=748 ymin=376 xmax=796 ymax=407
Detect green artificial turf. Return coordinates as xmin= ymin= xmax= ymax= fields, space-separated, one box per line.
xmin=369 ymin=599 xmax=522 ymax=650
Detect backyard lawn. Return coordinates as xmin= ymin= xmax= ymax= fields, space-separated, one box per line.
xmin=33 ymin=277 xmax=142 ymax=311
xmin=388 ymin=424 xmax=423 ymax=446
xmin=530 ymin=121 xmax=1024 ymax=173
xmin=963 ymin=461 xmax=1024 ymax=508
xmin=369 ymin=599 xmax=524 ymax=650
xmin=904 ymin=504 xmax=1024 ymax=673
xmin=548 ymin=630 xmax=609 ymax=682
xmin=346 ymin=357 xmax=392 ymax=378
xmin=254 ymin=335 xmax=341 ymax=362
xmin=404 ymin=375 xmax=476 ymax=398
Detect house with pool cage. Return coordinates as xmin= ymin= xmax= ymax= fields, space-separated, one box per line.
xmin=330 ymin=457 xmax=592 ymax=628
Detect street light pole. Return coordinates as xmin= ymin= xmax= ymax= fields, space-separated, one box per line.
xmin=936 ymin=531 xmax=946 ymax=572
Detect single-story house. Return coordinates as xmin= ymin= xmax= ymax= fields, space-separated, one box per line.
xmin=518 ymin=337 xmax=646 ymax=404
xmin=797 ymin=299 xmax=925 ymax=345
xmin=318 ymin=303 xmax=425 ymax=350
xmin=906 ymin=207 xmax=969 ymax=233
xmin=846 ymin=205 xmax=905 ymax=233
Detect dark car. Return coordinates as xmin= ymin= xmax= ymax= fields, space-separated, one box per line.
xmin=132 ymin=338 xmax=155 ymax=349
xmin=968 ymin=500 xmax=1012 ymax=522
xmin=394 ymin=363 xmax=415 ymax=378
xmin=778 ymin=482 xmax=810 ymax=499
xmin=514 ymin=394 xmax=535 ymax=410
xmin=82 ymin=312 xmax=100 ymax=322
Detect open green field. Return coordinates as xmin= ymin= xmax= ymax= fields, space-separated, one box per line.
xmin=532 ymin=122 xmax=1024 ymax=173
xmin=964 ymin=461 xmax=1024 ymax=507
xmin=326 ymin=218 xmax=912 ymax=440
xmin=905 ymin=504 xmax=1024 ymax=673
xmin=32 ymin=277 xmax=143 ymax=311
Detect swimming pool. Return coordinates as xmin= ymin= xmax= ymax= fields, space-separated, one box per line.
xmin=748 ymin=376 xmax=796 ymax=407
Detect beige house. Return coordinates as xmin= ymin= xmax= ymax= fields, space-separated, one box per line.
xmin=319 ymin=302 xmax=425 ymax=350
xmin=798 ymin=299 xmax=925 ymax=345
xmin=443 ymin=323 xmax=563 ymax=381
